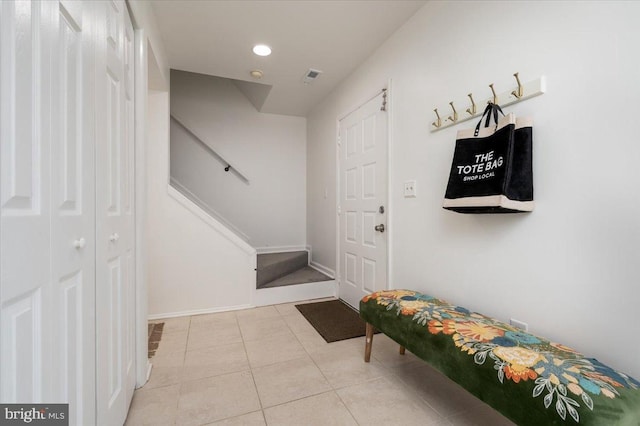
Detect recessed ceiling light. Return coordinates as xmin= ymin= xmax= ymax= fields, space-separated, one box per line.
xmin=250 ymin=70 xmax=264 ymax=79
xmin=252 ymin=44 xmax=271 ymax=56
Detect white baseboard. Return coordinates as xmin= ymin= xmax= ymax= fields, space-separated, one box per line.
xmin=255 ymin=245 xmax=309 ymax=255
xmin=309 ymin=261 xmax=335 ymax=278
xmin=253 ymin=280 xmax=336 ymax=307
xmin=148 ymin=303 xmax=253 ymax=320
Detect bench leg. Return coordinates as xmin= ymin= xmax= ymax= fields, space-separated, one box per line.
xmin=399 ymin=345 xmax=406 ymax=355
xmin=364 ymin=323 xmax=374 ymax=362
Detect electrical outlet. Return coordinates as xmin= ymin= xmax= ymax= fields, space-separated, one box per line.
xmin=404 ymin=180 xmax=417 ymax=198
xmin=510 ymin=318 xmax=528 ymax=331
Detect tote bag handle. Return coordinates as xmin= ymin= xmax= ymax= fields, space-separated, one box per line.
xmin=474 ymin=103 xmax=505 ymax=136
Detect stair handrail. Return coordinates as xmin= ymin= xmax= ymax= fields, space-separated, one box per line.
xmin=170 ymin=113 xmax=251 ymax=184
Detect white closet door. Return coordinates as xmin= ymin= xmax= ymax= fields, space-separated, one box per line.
xmin=0 ymin=0 xmax=52 ymax=403
xmin=0 ymin=2 xmax=98 ymax=423
xmin=50 ymin=1 xmax=96 ymax=424
xmin=1 ymin=1 xmax=137 ymax=423
xmin=95 ymin=0 xmax=136 ymax=424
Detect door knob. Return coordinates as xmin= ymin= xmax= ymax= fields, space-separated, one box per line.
xmin=374 ymin=224 xmax=385 ymax=233
xmin=73 ymin=237 xmax=86 ymax=249
xmin=109 ymin=233 xmax=120 ymax=242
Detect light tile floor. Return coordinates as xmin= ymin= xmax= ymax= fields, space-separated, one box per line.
xmin=125 ymin=298 xmax=515 ymax=426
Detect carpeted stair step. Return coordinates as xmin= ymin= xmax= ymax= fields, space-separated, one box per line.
xmin=256 ymin=251 xmax=309 ymax=288
xmin=258 ymin=266 xmax=332 ymax=289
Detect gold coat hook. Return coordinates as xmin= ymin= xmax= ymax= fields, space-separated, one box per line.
xmin=432 ymin=108 xmax=441 ymax=128
xmin=511 ymin=72 xmax=523 ymax=99
xmin=446 ymin=101 xmax=458 ymax=122
xmin=466 ymin=93 xmax=476 ymax=115
xmin=489 ymin=84 xmax=498 ymax=105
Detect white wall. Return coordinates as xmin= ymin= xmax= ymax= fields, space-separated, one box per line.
xmin=307 ymin=1 xmax=640 ymax=379
xmin=170 ymin=70 xmax=307 ymax=249
xmin=146 ymin=90 xmax=255 ymax=317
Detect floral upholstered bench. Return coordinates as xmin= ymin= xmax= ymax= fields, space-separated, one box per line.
xmin=360 ymin=290 xmax=640 ymax=425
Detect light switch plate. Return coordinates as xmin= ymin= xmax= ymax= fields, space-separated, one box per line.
xmin=404 ymin=180 xmax=417 ymax=198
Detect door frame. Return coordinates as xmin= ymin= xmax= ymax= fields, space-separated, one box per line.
xmin=133 ymin=26 xmax=150 ymax=387
xmin=334 ymin=79 xmax=393 ymax=308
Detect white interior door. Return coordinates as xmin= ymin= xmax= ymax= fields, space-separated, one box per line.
xmin=50 ymin=1 xmax=97 ymax=424
xmin=338 ymin=91 xmax=389 ymax=309
xmin=95 ymin=1 xmax=136 ymax=424
xmin=1 ymin=1 xmax=137 ymax=423
xmin=0 ymin=0 xmax=52 ymax=404
xmin=1 ymin=3 xmax=96 ymax=423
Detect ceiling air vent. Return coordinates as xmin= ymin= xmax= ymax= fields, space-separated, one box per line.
xmin=302 ymin=68 xmax=322 ymax=84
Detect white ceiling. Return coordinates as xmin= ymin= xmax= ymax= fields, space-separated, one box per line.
xmin=151 ymin=0 xmax=426 ymax=116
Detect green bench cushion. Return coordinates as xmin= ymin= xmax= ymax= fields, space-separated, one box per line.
xmin=360 ymin=290 xmax=640 ymax=425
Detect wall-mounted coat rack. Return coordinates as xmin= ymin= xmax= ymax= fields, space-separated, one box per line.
xmin=430 ymin=72 xmax=546 ymax=132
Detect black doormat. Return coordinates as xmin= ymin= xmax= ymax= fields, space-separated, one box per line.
xmin=295 ymin=300 xmax=379 ymax=343
xmin=148 ymin=322 xmax=164 ymax=359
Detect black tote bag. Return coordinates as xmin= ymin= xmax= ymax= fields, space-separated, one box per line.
xmin=443 ymin=103 xmax=534 ymax=213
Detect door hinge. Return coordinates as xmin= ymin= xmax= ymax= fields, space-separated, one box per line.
xmin=337 ymin=135 xmax=341 ymax=146
xmin=380 ymin=88 xmax=388 ymax=111
xmin=337 ymin=205 xmax=341 ymax=215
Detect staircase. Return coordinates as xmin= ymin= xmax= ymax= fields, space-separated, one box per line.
xmin=256 ymin=251 xmax=332 ymax=289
